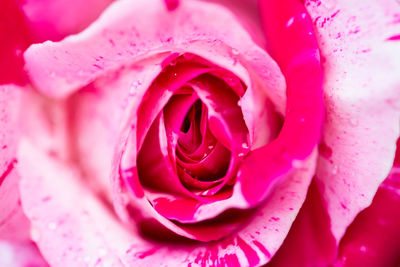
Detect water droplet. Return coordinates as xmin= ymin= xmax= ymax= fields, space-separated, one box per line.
xmin=98 ymin=248 xmax=107 ymax=256
xmin=238 ymin=152 xmax=245 ymax=157
xmin=286 ymin=17 xmax=295 ymax=28
xmin=14 ymin=48 xmax=22 ymax=57
xmin=130 ymin=81 xmax=141 ymax=95
xmin=242 ymin=143 xmax=249 ymax=149
xmin=292 ymin=160 xmax=302 ymax=168
xmin=48 ymin=222 xmax=57 ymax=230
xmin=170 ymin=59 xmax=177 ymax=66
xmin=332 ymin=165 xmax=339 ymax=175
xmin=173 ymin=72 xmax=178 ymax=77
xmin=237 ymin=100 xmax=242 ymax=107
xmin=350 ymin=118 xmax=359 ymax=126
xmin=231 ymin=48 xmax=240 ymax=55
xmin=30 ymin=227 xmax=41 ymax=242
xmin=301 ymin=13 xmax=307 ymax=19
xmin=226 ymin=77 xmax=235 ymax=86
xmin=208 ymin=145 xmax=214 ymax=149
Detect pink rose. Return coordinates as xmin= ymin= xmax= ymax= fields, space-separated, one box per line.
xmin=1 ymin=0 xmax=399 ymax=266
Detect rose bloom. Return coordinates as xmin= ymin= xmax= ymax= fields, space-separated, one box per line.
xmin=1 ymin=0 xmax=399 ymax=266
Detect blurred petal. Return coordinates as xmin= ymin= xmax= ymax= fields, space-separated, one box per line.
xmin=20 ymin=0 xmax=114 ymax=42
xmin=0 ymin=0 xmax=33 ymax=85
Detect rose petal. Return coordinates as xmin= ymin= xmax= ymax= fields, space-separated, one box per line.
xmin=305 ymin=0 xmax=400 ymax=242
xmin=19 ymin=138 xmax=317 ymax=266
xmin=266 ymin=179 xmax=337 ymax=266
xmin=334 ymin=139 xmax=400 ymax=266
xmin=244 ymin=0 xmax=324 ymax=207
xmin=0 ymin=0 xmax=32 ymax=85
xmin=0 ymin=84 xmax=30 ymax=240
xmin=23 ymin=0 xmax=285 ymax=111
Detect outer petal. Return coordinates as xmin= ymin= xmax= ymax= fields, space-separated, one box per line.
xmin=0 ymin=84 xmax=30 ymax=240
xmin=266 ymin=179 xmax=337 ymax=266
xmin=20 ymin=0 xmax=114 ymax=42
xmin=23 ymin=0 xmax=286 ymax=114
xmin=200 ymin=0 xmax=265 ymax=48
xmin=306 ymin=0 xmax=400 ymax=242
xmin=19 ymin=138 xmax=317 ymax=267
xmin=334 ymin=153 xmax=400 ymax=267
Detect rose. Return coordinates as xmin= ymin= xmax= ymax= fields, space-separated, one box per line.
xmin=21 ymin=0 xmax=322 ymax=265
xmin=1 ymin=0 xmax=400 ymax=266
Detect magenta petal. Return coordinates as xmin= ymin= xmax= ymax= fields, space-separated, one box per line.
xmin=137 ymin=63 xmax=211 ymax=151
xmin=138 ymin=115 xmax=200 ymax=199
xmin=0 ymin=0 xmax=33 ymax=85
xmin=334 ymin=156 xmax=400 ymax=267
xmin=177 ymin=166 xmax=223 ymax=191
xmin=24 ymin=0 xmax=285 ymax=105
xmin=189 ymin=75 xmax=249 ymax=153
xmin=177 ymin=141 xmax=230 ymax=181
xmin=239 ymin=0 xmax=324 ymax=207
xmin=266 ymin=179 xmax=337 ymax=267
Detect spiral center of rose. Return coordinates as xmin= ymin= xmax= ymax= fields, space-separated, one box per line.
xmin=134 ymin=53 xmax=250 ymax=200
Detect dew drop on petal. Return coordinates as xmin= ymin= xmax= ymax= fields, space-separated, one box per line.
xmin=48 ymin=222 xmax=57 ymax=230
xmin=30 ymin=227 xmax=41 ymax=242
xmin=98 ymin=248 xmax=107 ymax=257
xmin=231 ymin=48 xmax=240 ymax=55
xmin=350 ymin=118 xmax=359 ymax=126
xmin=292 ymin=160 xmax=302 ymax=168
xmin=332 ymin=165 xmax=339 ymax=175
xmin=286 ymin=16 xmax=295 ymax=28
